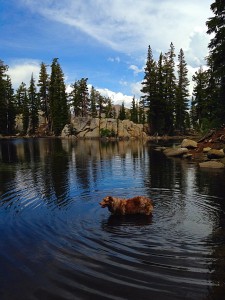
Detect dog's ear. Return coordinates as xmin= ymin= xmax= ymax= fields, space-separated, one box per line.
xmin=108 ymin=196 xmax=114 ymax=203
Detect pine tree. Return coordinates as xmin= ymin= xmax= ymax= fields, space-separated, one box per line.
xmin=22 ymin=89 xmax=29 ymax=134
xmin=206 ymin=0 xmax=225 ymax=125
xmin=38 ymin=62 xmax=49 ymax=125
xmin=141 ymin=44 xmax=178 ymax=134
xmin=130 ymin=96 xmax=138 ymax=123
xmin=28 ymin=74 xmax=39 ymax=134
xmin=157 ymin=53 xmax=164 ymax=101
xmin=155 ymin=52 xmax=166 ymax=134
xmin=190 ymin=96 xmax=197 ymax=128
xmin=205 ymin=56 xmax=220 ymax=127
xmin=141 ymin=45 xmax=158 ymax=133
xmin=192 ymin=66 xmax=210 ymax=130
xmin=70 ymin=80 xmax=81 ymax=117
xmin=79 ymin=78 xmax=89 ymax=117
xmin=15 ymin=82 xmax=27 ymax=114
xmin=175 ymin=48 xmax=189 ymax=133
xmin=5 ymin=75 xmax=16 ymax=134
xmin=118 ymin=101 xmax=126 ymax=120
xmin=163 ymin=43 xmax=176 ymax=134
xmin=96 ymin=94 xmax=106 ymax=118
xmin=70 ymin=78 xmax=89 ymax=117
xmin=15 ymin=82 xmax=29 ymax=133
xmin=0 ymin=60 xmax=8 ymax=134
xmin=138 ymin=98 xmax=146 ymax=124
xmin=105 ymin=97 xmax=114 ymax=118
xmin=49 ymin=58 xmax=68 ymax=135
xmin=90 ymin=86 xmax=98 ymax=117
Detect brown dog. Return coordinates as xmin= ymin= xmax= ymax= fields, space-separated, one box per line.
xmin=99 ymin=196 xmax=153 ymax=215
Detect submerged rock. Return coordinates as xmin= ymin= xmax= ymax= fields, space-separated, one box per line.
xmin=199 ymin=161 xmax=225 ymax=169
xmin=154 ymin=146 xmax=167 ymax=151
xmin=163 ymin=147 xmax=189 ymax=157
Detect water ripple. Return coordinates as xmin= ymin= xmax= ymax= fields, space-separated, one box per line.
xmin=1 ymin=140 xmax=225 ymax=299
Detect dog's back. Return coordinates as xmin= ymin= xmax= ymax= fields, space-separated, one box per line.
xmin=125 ymin=196 xmax=153 ymax=215
xmin=100 ymin=195 xmax=153 ymax=215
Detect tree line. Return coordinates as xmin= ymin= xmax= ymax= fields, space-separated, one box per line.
xmin=0 ymin=58 xmax=121 ymax=136
xmin=141 ymin=0 xmax=225 ymax=135
xmin=0 ymin=57 xmax=150 ymax=136
xmin=141 ymin=44 xmax=189 ymax=135
xmin=0 ymin=0 xmax=224 ymax=136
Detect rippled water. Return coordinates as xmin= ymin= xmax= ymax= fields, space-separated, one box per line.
xmin=0 ymin=138 xmax=225 ymax=300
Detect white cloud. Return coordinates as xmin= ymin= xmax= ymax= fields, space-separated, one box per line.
xmin=108 ymin=57 xmax=120 ymax=63
xmin=21 ymin=0 xmax=212 ymax=57
xmin=130 ymin=82 xmax=143 ymax=99
xmin=184 ymin=29 xmax=209 ymax=67
xmin=96 ymin=88 xmax=133 ymax=107
xmin=119 ymin=80 xmax=128 ymax=87
xmin=66 ymin=82 xmax=133 ymax=107
xmin=129 ymin=65 xmax=144 ymax=75
xmin=7 ymin=59 xmax=40 ymax=89
xmin=12 ymin=0 xmax=214 ymax=99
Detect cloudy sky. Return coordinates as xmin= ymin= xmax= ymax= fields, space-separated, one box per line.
xmin=1 ymin=0 xmax=213 ymax=106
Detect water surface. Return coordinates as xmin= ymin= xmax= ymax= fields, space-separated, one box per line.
xmin=0 ymin=138 xmax=225 ymax=300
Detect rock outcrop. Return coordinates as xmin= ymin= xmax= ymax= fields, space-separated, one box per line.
xmin=61 ymin=117 xmax=147 ymax=139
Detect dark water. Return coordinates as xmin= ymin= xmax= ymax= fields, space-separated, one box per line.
xmin=0 ymin=138 xmax=225 ymax=300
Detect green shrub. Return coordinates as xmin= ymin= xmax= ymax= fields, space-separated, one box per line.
xmin=100 ymin=128 xmax=116 ymax=138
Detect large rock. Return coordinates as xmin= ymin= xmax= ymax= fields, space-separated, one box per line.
xmin=61 ymin=124 xmax=71 ymax=137
xmin=163 ymin=147 xmax=189 ymax=157
xmin=69 ymin=117 xmax=100 ymax=138
xmin=100 ymin=118 xmax=118 ymax=135
xmin=63 ymin=117 xmax=147 ymax=139
xmin=207 ymin=149 xmax=225 ymax=159
xmin=199 ymin=161 xmax=225 ymax=169
xmin=181 ymin=139 xmax=197 ymax=149
xmin=117 ymin=120 xmax=130 ymax=138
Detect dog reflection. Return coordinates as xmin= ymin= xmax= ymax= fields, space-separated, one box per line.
xmin=106 ymin=214 xmax=153 ymax=227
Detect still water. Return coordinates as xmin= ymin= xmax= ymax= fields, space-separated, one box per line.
xmin=0 ymin=138 xmax=225 ymax=300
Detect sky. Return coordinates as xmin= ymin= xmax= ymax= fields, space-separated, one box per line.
xmin=0 ymin=0 xmax=213 ymax=107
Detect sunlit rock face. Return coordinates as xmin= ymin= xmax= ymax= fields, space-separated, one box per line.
xmin=62 ymin=118 xmax=147 ymax=139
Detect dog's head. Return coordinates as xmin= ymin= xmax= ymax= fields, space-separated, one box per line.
xmin=99 ymin=196 xmax=114 ymax=208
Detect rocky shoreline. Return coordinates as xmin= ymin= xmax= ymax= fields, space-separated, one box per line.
xmin=1 ymin=122 xmax=225 ymax=169
xmin=155 ymin=126 xmax=225 ymax=169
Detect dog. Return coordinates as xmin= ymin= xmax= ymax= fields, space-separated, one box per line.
xmin=99 ymin=196 xmax=153 ymax=215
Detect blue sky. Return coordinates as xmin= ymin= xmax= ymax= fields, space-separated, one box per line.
xmin=1 ymin=0 xmax=212 ymax=106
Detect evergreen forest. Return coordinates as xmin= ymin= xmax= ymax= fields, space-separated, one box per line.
xmin=0 ymin=0 xmax=224 ymax=136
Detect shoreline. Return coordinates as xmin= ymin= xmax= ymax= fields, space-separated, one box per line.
xmin=1 ymin=132 xmax=225 ymax=168
xmin=0 ymin=133 xmax=200 ymax=141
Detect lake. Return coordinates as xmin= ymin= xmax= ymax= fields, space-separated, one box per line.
xmin=0 ymin=138 xmax=225 ymax=300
